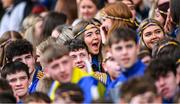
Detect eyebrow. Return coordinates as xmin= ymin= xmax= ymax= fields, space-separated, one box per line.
xmin=86 ymin=32 xmax=93 ymax=35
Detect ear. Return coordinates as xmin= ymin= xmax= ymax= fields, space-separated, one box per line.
xmin=44 ymin=67 xmax=51 ymax=78
xmin=102 ymin=62 xmax=107 ymax=72
xmin=44 ymin=67 xmax=48 ymax=74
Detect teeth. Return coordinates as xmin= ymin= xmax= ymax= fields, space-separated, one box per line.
xmin=151 ymin=39 xmax=159 ymax=43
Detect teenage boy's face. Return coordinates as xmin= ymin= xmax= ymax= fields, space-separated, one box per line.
xmin=6 ymin=71 xmax=29 ymax=98
xmin=69 ymin=49 xmax=90 ymax=72
xmin=12 ymin=53 xmax=35 ymax=75
xmin=155 ymin=72 xmax=179 ymax=99
xmin=47 ymin=55 xmax=73 ymax=83
xmin=84 ymin=27 xmax=101 ymax=55
xmin=111 ymin=40 xmax=139 ymax=69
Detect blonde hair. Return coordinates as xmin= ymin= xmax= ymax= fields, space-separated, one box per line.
xmin=23 ymin=15 xmax=43 ymax=47
xmin=22 ymin=14 xmax=40 ymax=34
xmin=36 ymin=37 xmax=56 ymax=55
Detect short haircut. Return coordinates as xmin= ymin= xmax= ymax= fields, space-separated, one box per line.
xmin=41 ymin=43 xmax=69 ymax=65
xmin=0 ymin=78 xmax=13 ymax=95
xmin=5 ymin=39 xmax=33 ymax=62
xmin=64 ymin=39 xmax=88 ymax=52
xmin=152 ymin=37 xmax=180 ymax=62
xmin=145 ymin=57 xmax=177 ymax=81
xmin=24 ymin=92 xmax=51 ymax=103
xmin=55 ymin=83 xmax=84 ymax=103
xmin=108 ymin=27 xmax=138 ymax=47
xmin=120 ymin=76 xmax=157 ymax=103
xmin=0 ymin=92 xmax=16 ymax=103
xmin=1 ymin=61 xmax=30 ymax=79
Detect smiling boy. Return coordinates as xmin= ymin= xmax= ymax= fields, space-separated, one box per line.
xmin=41 ymin=43 xmax=105 ymax=103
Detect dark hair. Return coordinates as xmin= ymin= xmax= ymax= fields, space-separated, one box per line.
xmin=138 ymin=46 xmax=151 ymax=59
xmin=1 ymin=61 xmax=30 ymax=79
xmin=0 ymin=92 xmax=16 ymax=103
xmin=55 ymin=83 xmax=84 ymax=103
xmin=145 ymin=57 xmax=177 ymax=81
xmin=157 ymin=2 xmax=169 ymax=23
xmin=42 ymin=12 xmax=67 ymax=39
xmin=24 ymin=92 xmax=51 ymax=103
xmin=152 ymin=37 xmax=180 ymax=62
xmin=170 ymin=0 xmax=180 ymax=25
xmin=79 ymin=0 xmax=104 ymax=10
xmin=108 ymin=27 xmax=138 ymax=47
xmin=5 ymin=39 xmax=33 ymax=62
xmin=0 ymin=78 xmax=13 ymax=95
xmin=120 ymin=76 xmax=157 ymax=103
xmin=55 ymin=0 xmax=78 ymax=24
xmin=64 ymin=39 xmax=88 ymax=53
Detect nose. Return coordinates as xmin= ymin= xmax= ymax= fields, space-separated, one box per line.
xmin=151 ymin=32 xmax=159 ymax=39
xmin=15 ymin=79 xmax=22 ymax=86
xmin=122 ymin=48 xmax=128 ymax=55
xmin=84 ymin=7 xmax=89 ymax=13
xmin=158 ymin=77 xmax=165 ymax=86
xmin=77 ymin=56 xmax=82 ymax=63
xmin=92 ymin=33 xmax=99 ymax=40
xmin=59 ymin=64 xmax=65 ymax=73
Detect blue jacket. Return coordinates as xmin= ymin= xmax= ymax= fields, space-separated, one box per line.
xmin=48 ymin=67 xmax=105 ymax=103
xmin=106 ymin=60 xmax=146 ymax=101
xmin=78 ymin=76 xmax=106 ymax=103
xmin=28 ymin=66 xmax=44 ymax=93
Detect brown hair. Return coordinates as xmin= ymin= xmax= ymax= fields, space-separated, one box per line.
xmin=55 ymin=0 xmax=78 ymax=25
xmin=41 ymin=43 xmax=69 ymax=66
xmin=102 ymin=2 xmax=137 ymax=36
xmin=0 ymin=31 xmax=22 ymax=67
xmin=24 ymin=15 xmax=44 ymax=47
xmin=120 ymin=76 xmax=157 ymax=103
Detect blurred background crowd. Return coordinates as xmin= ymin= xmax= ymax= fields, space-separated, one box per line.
xmin=0 ymin=0 xmax=179 ymax=103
